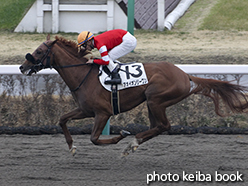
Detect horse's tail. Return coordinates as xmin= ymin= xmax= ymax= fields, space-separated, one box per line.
xmin=189 ymin=75 xmax=248 ymax=116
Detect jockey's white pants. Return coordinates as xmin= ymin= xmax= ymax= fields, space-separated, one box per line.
xmin=107 ymin=32 xmax=137 ymax=72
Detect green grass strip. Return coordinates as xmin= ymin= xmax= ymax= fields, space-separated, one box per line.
xmin=0 ymin=0 xmax=35 ymax=31
xmin=200 ymin=0 xmax=248 ymax=31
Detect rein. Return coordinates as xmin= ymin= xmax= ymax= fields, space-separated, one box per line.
xmin=40 ymin=41 xmax=94 ymax=92
xmin=70 ymin=65 xmax=94 ymax=92
xmin=53 ymin=62 xmax=94 ymax=92
xmin=48 ymin=45 xmax=94 ymax=92
xmin=55 ymin=63 xmax=88 ymax=69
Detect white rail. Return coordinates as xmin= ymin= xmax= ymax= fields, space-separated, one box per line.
xmin=177 ymin=64 xmax=248 ymax=74
xmin=0 ymin=65 xmax=57 ymax=75
xmin=1 ymin=65 xmax=248 ymax=75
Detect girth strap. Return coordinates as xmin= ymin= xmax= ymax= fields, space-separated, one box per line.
xmin=111 ymin=84 xmax=120 ymax=115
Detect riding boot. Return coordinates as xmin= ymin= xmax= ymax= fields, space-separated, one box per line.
xmin=105 ymin=65 xmax=122 ymax=85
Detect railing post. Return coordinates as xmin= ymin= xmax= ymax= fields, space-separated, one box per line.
xmin=127 ymin=0 xmax=134 ymax=35
xmin=52 ymin=0 xmax=59 ymax=33
xmin=102 ymin=118 xmax=110 ymax=135
xmin=37 ymin=0 xmax=44 ymax=33
xmin=157 ymin=0 xmax=165 ymax=31
xmin=107 ymin=0 xmax=114 ymax=31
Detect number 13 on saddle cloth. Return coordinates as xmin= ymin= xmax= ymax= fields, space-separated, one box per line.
xmin=99 ymin=62 xmax=148 ymax=91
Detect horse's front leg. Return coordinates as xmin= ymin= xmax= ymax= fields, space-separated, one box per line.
xmin=90 ymin=114 xmax=130 ymax=145
xmin=59 ymin=107 xmax=85 ymax=155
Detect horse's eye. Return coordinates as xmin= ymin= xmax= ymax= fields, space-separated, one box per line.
xmin=37 ymin=51 xmax=41 ymax=54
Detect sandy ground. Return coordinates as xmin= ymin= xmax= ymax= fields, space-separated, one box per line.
xmin=1 ymin=134 xmax=248 ymax=186
xmin=1 ymin=30 xmax=248 ymax=65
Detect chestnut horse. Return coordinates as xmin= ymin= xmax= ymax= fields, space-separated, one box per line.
xmin=20 ymin=35 xmax=248 ymax=156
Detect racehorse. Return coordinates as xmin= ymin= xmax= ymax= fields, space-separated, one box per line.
xmin=20 ymin=35 xmax=248 ymax=156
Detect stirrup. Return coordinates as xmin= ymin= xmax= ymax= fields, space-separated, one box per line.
xmin=104 ymin=65 xmax=121 ymax=85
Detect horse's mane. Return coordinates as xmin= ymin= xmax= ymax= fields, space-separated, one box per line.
xmin=55 ymin=36 xmax=93 ymax=60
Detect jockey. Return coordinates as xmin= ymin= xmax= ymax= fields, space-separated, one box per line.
xmin=77 ymin=29 xmax=137 ymax=84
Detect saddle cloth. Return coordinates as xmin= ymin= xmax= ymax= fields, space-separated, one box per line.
xmin=99 ymin=62 xmax=148 ymax=91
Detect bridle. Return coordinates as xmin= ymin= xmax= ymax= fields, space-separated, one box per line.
xmin=25 ymin=41 xmax=55 ymax=75
xmin=39 ymin=42 xmax=53 ymax=68
xmin=25 ymin=41 xmax=93 ymax=92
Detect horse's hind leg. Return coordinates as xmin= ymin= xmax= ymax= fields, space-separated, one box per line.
xmin=59 ymin=108 xmax=85 ymax=155
xmin=122 ymin=103 xmax=170 ymax=156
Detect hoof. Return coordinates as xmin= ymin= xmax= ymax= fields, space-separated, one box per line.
xmin=121 ymin=138 xmax=140 ymax=157
xmin=120 ymin=130 xmax=131 ymax=137
xmin=130 ymin=138 xmax=139 ymax=153
xmin=132 ymin=146 xmax=139 ymax=153
xmin=121 ymin=152 xmax=129 ymax=158
xmin=69 ymin=145 xmax=77 ymax=156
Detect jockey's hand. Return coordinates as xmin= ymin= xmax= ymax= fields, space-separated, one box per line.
xmin=86 ymin=59 xmax=94 ymax=64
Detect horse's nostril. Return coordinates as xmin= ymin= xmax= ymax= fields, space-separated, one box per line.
xmin=19 ymin=66 xmax=23 ymax=70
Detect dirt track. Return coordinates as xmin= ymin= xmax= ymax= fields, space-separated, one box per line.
xmin=1 ymin=133 xmax=248 ymax=186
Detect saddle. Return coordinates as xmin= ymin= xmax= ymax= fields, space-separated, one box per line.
xmin=99 ymin=61 xmax=148 ymax=115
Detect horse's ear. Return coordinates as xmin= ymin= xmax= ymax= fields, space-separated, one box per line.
xmin=47 ymin=34 xmax=50 ymax=40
